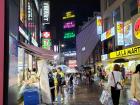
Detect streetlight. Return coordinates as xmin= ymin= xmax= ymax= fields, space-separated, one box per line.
xmin=58 ymin=42 xmax=65 ymax=64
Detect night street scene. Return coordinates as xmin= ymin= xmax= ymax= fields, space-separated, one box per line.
xmin=1 ymin=0 xmax=140 ymax=105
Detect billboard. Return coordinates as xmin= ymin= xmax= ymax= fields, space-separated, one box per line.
xmin=63 ymin=21 xmax=75 ymax=29
xmin=64 ymin=31 xmax=75 ymax=39
xmin=124 ymin=20 xmax=133 ymax=46
xmin=62 ymin=11 xmax=75 ymax=20
xmin=116 ymin=21 xmax=124 ymax=46
xmin=101 ymin=27 xmax=115 ymax=41
xmin=42 ymin=32 xmax=51 ymax=38
xmin=42 ymin=38 xmax=52 ymax=50
xmin=42 ymin=1 xmax=50 ymax=24
xmin=96 ymin=16 xmax=102 ymax=35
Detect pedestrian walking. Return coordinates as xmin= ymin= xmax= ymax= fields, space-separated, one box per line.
xmin=120 ymin=64 xmax=126 ymax=80
xmin=130 ymin=64 xmax=140 ymax=102
xmin=48 ymin=72 xmax=55 ymax=102
xmin=107 ymin=64 xmax=123 ymax=105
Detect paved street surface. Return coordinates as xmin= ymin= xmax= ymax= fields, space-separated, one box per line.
xmin=54 ymin=82 xmax=102 ymax=105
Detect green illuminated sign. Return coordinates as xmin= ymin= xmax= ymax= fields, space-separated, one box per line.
xmin=64 ymin=31 xmax=75 ymax=39
xmin=42 ymin=38 xmax=52 ymax=49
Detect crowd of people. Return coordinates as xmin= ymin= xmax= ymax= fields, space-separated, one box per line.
xmin=48 ymin=67 xmax=81 ymax=103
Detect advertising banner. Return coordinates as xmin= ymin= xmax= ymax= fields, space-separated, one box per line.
xmin=116 ymin=21 xmax=124 ymax=46
xmin=124 ymin=20 xmax=133 ymax=46
xmin=96 ymin=16 xmax=102 ymax=35
xmin=42 ymin=1 xmax=50 ymax=24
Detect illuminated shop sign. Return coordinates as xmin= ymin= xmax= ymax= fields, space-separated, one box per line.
xmin=63 ymin=21 xmax=75 ymax=29
xmin=19 ymin=26 xmax=29 ymax=40
xmin=62 ymin=11 xmax=75 ymax=20
xmin=42 ymin=1 xmax=50 ymax=24
xmin=28 ymin=2 xmax=32 ymax=21
xmin=124 ymin=20 xmax=133 ymax=46
xmin=42 ymin=38 xmax=52 ymax=50
xmin=96 ymin=16 xmax=102 ymax=35
xmin=32 ymin=37 xmax=38 ymax=47
xmin=109 ymin=46 xmax=140 ymax=59
xmin=134 ymin=17 xmax=140 ymax=39
xmin=68 ymin=60 xmax=77 ymax=68
xmin=101 ymin=27 xmax=115 ymax=41
xmin=42 ymin=32 xmax=50 ymax=38
xmin=64 ymin=31 xmax=75 ymax=39
xmin=63 ymin=51 xmax=76 ymax=57
xmin=116 ymin=21 xmax=124 ymax=46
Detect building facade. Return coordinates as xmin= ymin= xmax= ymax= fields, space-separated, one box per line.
xmin=100 ymin=0 xmax=140 ymax=74
xmin=76 ymin=17 xmax=101 ymax=68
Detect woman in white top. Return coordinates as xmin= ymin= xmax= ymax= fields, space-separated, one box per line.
xmin=108 ymin=64 xmax=122 ymax=105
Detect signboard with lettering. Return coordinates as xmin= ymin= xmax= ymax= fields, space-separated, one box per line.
xmin=64 ymin=31 xmax=75 ymax=39
xmin=96 ymin=16 xmax=102 ymax=35
xmin=42 ymin=1 xmax=50 ymax=24
xmin=101 ymin=27 xmax=115 ymax=41
xmin=124 ymin=20 xmax=133 ymax=46
xmin=42 ymin=32 xmax=50 ymax=38
xmin=62 ymin=11 xmax=75 ymax=20
xmin=63 ymin=21 xmax=75 ymax=29
xmin=134 ymin=18 xmax=140 ymax=39
xmin=109 ymin=46 xmax=140 ymax=59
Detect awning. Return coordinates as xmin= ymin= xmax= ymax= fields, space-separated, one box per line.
xmin=19 ymin=42 xmax=57 ymax=60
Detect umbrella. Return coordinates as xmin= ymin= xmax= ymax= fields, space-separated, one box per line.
xmin=66 ymin=68 xmax=78 ymax=74
xmin=56 ymin=65 xmax=69 ymax=72
xmin=113 ymin=58 xmax=129 ymax=63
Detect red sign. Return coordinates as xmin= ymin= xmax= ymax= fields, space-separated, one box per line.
xmin=42 ymin=32 xmax=51 ymax=38
xmin=0 ymin=0 xmax=4 ymax=104
xmin=134 ymin=18 xmax=140 ymax=39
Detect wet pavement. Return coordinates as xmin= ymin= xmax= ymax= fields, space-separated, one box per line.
xmin=54 ymin=82 xmax=102 ymax=105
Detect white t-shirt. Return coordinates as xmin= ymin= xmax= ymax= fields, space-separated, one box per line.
xmin=108 ymin=71 xmax=122 ymax=87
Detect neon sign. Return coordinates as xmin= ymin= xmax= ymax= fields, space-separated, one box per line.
xmin=63 ymin=11 xmax=75 ymax=20
xmin=64 ymin=31 xmax=75 ymax=39
xmin=63 ymin=21 xmax=75 ymax=29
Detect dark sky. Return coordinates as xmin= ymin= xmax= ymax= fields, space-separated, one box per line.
xmin=48 ymin=0 xmax=100 ymax=49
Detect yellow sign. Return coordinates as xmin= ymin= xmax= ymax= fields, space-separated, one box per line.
xmin=62 ymin=11 xmax=75 ymax=19
xmin=109 ymin=46 xmax=140 ymax=59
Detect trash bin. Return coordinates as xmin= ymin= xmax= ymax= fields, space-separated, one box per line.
xmin=24 ymin=87 xmax=40 ymax=105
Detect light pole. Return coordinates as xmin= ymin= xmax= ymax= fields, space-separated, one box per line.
xmin=58 ymin=41 xmax=65 ymax=65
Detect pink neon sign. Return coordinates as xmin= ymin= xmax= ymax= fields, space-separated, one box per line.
xmin=63 ymin=21 xmax=75 ymax=29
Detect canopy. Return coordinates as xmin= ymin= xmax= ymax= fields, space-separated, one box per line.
xmin=19 ymin=42 xmax=57 ymax=60
xmin=113 ymin=58 xmax=129 ymax=63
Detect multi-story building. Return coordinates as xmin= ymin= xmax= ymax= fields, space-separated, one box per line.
xmin=100 ymin=0 xmax=140 ymax=74
xmin=76 ymin=15 xmax=101 ymax=68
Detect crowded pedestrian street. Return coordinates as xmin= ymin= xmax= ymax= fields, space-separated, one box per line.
xmin=1 ymin=0 xmax=140 ymax=105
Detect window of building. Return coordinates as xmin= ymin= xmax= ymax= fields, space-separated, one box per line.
xmin=123 ymin=0 xmax=138 ymax=21
xmin=104 ymin=14 xmax=113 ymax=32
xmin=108 ymin=0 xmax=116 ymax=6
xmin=113 ymin=7 xmax=121 ymax=24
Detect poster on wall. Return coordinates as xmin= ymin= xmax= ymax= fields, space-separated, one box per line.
xmin=124 ymin=20 xmax=133 ymax=46
xmin=116 ymin=21 xmax=124 ymax=46
xmin=9 ymin=35 xmax=18 ymax=87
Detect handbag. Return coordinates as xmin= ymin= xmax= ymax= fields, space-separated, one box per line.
xmin=128 ymin=98 xmax=140 ymax=105
xmin=100 ymin=90 xmax=113 ymax=105
xmin=112 ymin=72 xmax=123 ymax=90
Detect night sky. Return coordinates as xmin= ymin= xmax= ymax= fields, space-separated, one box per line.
xmin=48 ymin=0 xmax=100 ymax=49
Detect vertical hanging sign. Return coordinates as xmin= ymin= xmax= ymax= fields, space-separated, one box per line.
xmin=96 ymin=16 xmax=102 ymax=35
xmin=42 ymin=1 xmax=50 ymax=24
xmin=116 ymin=21 xmax=124 ymax=46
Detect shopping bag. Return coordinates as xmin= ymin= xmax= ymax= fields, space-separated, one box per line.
xmin=100 ymin=90 xmax=113 ymax=105
xmin=128 ymin=98 xmax=140 ymax=105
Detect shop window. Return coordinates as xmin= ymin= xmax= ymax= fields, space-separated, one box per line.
xmin=123 ymin=0 xmax=138 ymax=21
